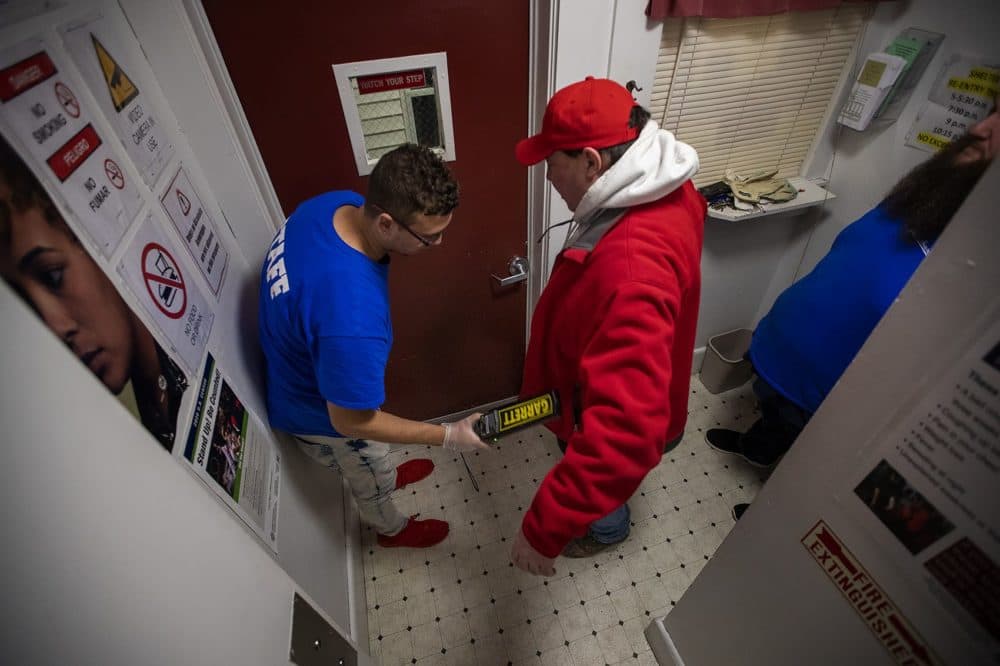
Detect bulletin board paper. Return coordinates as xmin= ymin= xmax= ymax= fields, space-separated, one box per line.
xmin=185 ymin=352 xmax=280 ymax=551
xmin=0 ymin=39 xmax=141 ymax=256
xmin=837 ymin=314 xmax=1000 ymax=658
xmin=907 ymin=55 xmax=999 ymax=154
xmin=160 ymin=165 xmax=229 ymax=296
xmin=117 ymin=214 xmax=214 ymax=374
xmin=60 ymin=12 xmax=174 ymax=186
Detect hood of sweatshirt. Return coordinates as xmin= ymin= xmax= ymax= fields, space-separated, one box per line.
xmin=564 ymin=120 xmax=698 ymax=251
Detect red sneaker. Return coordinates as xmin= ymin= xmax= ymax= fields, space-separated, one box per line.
xmin=395 ymin=458 xmax=435 ymax=490
xmin=377 ymin=517 xmax=449 ymax=548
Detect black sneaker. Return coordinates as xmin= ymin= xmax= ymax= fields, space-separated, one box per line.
xmin=704 ymin=428 xmax=741 ymax=454
xmin=732 ymin=503 xmax=750 ymax=521
xmin=705 ymin=429 xmax=776 ymax=468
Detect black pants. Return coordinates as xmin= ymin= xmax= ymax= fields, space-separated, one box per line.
xmin=740 ymin=376 xmax=812 ymax=464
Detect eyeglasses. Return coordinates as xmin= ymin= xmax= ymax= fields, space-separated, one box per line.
xmin=373 ymin=204 xmax=439 ymax=247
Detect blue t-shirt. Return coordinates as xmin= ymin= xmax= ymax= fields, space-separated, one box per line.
xmin=749 ymin=205 xmax=927 ymax=414
xmin=258 ymin=191 xmax=392 ymax=436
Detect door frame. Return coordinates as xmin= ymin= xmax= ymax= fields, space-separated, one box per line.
xmin=525 ymin=0 xmax=557 ymax=340
xmin=181 ymin=0 xmax=554 ymax=357
xmin=173 ymin=0 xmax=556 ymax=638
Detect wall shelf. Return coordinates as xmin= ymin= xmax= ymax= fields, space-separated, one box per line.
xmin=707 ymin=177 xmax=836 ymax=222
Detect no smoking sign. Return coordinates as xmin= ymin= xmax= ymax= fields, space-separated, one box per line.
xmin=54 ymin=81 xmax=80 ymax=118
xmin=104 ymin=158 xmax=125 ymax=189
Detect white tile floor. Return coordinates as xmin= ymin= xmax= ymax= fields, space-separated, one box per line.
xmin=363 ymin=377 xmax=768 ymax=666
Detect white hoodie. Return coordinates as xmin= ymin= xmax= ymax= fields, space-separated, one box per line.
xmin=565 ymin=120 xmax=699 ymax=250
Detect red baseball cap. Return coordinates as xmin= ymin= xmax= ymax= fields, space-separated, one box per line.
xmin=515 ymin=76 xmax=639 ymax=166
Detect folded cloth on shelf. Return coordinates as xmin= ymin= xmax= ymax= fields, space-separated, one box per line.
xmin=724 ymin=168 xmax=798 ymax=204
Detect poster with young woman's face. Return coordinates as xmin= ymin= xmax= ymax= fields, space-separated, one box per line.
xmin=0 ymin=136 xmax=188 ymax=452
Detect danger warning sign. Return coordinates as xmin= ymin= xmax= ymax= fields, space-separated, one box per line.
xmin=61 ymin=18 xmax=173 ymax=186
xmin=141 ymin=242 xmax=187 ymax=320
xmin=45 ymin=123 xmax=101 ymax=182
xmin=176 ymin=188 xmax=191 ymax=216
xmin=0 ymin=51 xmax=56 ymax=102
xmin=802 ymin=521 xmax=939 ymax=665
xmin=92 ymin=34 xmax=138 ymax=112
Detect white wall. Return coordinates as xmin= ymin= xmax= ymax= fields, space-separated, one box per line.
xmin=795 ymin=0 xmax=1000 ymax=279
xmin=0 ymin=0 xmax=363 ymax=646
xmin=650 ymin=151 xmax=1000 ymax=666
xmin=118 ymin=0 xmax=361 ymax=635
xmin=550 ymin=1 xmax=842 ymax=352
xmin=0 ymin=282 xmax=367 ymax=665
xmin=552 ymin=0 xmax=999 ymax=356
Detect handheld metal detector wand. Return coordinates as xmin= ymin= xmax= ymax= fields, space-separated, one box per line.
xmin=461 ymin=391 xmax=561 ymax=492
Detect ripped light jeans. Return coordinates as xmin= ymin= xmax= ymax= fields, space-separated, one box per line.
xmin=294 ymin=434 xmax=408 ymax=536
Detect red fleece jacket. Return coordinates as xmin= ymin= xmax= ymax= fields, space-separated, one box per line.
xmin=520 ymin=181 xmax=705 ymax=558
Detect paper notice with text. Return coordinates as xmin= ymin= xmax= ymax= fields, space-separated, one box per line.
xmin=843 ymin=315 xmax=1000 ymax=656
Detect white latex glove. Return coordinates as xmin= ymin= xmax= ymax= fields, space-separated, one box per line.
xmin=511 ymin=528 xmax=556 ymax=577
xmin=442 ymin=413 xmax=490 ymax=452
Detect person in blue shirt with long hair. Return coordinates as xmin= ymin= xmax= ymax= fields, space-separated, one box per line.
xmin=707 ymin=96 xmax=999 ymax=520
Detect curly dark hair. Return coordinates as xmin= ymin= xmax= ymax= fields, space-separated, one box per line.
xmin=364 ymin=143 xmax=458 ymax=225
xmin=0 ymin=135 xmax=65 ymax=246
xmin=883 ymin=131 xmax=990 ymax=243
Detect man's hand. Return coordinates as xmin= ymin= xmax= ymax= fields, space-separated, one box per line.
xmin=442 ymin=413 xmax=490 ymax=452
xmin=511 ymin=529 xmax=556 ymax=577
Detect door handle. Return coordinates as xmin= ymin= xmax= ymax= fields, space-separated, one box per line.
xmin=492 ymin=256 xmax=529 ymax=287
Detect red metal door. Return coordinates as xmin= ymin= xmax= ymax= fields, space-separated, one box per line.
xmin=202 ymin=3 xmax=529 ymax=419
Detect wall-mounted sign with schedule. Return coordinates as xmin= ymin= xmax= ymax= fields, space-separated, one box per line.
xmin=907 ymin=55 xmax=999 ymax=154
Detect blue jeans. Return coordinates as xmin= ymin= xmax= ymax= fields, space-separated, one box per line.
xmin=589 ymin=503 xmax=631 ymax=544
xmin=557 ymin=438 xmax=632 ymax=544
xmin=293 ymin=433 xmax=408 ymax=536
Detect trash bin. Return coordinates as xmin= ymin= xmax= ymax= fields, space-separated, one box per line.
xmin=700 ymin=328 xmax=753 ymax=394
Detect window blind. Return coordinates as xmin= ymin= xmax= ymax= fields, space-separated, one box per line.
xmin=650 ymin=6 xmax=870 ymax=187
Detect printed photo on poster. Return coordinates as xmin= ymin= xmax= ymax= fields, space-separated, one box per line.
xmin=207 ymin=378 xmax=245 ymax=496
xmin=60 ymin=13 xmax=174 ymax=186
xmin=0 ymin=39 xmax=141 ymax=256
xmin=185 ymin=354 xmax=280 ymax=550
xmin=0 ymin=134 xmax=188 ymax=451
xmin=854 ymin=459 xmax=956 ymax=555
xmin=117 ymin=215 xmax=215 ymax=374
xmin=924 ymin=537 xmax=999 ymax=643
xmin=838 ymin=316 xmax=1000 ymax=659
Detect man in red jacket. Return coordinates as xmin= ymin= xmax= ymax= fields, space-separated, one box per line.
xmin=510 ymin=77 xmax=706 ymax=576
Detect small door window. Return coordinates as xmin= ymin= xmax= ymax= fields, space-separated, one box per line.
xmin=333 ymin=53 xmax=456 ymax=175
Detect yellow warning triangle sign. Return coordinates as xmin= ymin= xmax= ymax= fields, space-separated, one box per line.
xmin=92 ymin=34 xmax=138 ymax=112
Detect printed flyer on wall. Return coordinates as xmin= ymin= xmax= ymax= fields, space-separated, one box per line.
xmin=838 ymin=314 xmax=1000 ymax=662
xmin=185 ymin=353 xmax=280 ymax=552
xmin=0 ymin=38 xmax=142 ymax=256
xmin=116 ymin=215 xmax=214 ymax=375
xmin=906 ymin=55 xmax=999 ymax=154
xmin=0 ymin=124 xmax=188 ymax=455
xmin=59 ymin=11 xmax=175 ymax=186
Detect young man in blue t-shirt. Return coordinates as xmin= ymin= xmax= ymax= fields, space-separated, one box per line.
xmin=705 ymin=96 xmax=999 ymax=520
xmin=259 ymin=144 xmax=488 ymax=548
